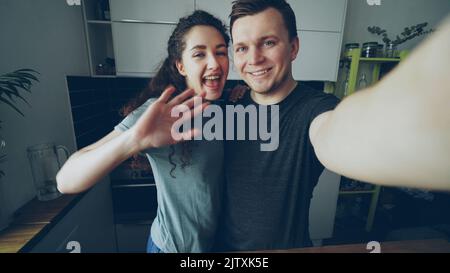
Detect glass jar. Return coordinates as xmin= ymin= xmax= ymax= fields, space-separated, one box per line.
xmin=344 ymin=43 xmax=360 ymax=57
xmin=27 ymin=143 xmax=68 ymax=201
xmin=361 ymin=42 xmax=379 ymax=58
xmin=377 ymin=44 xmax=384 ymax=58
xmin=385 ymin=42 xmax=398 ymax=58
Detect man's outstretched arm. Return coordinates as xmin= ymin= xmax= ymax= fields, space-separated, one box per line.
xmin=309 ymin=16 xmax=450 ymax=191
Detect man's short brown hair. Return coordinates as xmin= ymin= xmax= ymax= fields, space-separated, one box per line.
xmin=230 ymin=0 xmax=298 ymax=41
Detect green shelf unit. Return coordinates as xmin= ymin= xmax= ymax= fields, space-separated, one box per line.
xmin=343 ymin=48 xmax=409 ymax=97
xmin=338 ymin=47 xmax=409 ymax=232
xmin=359 ymin=57 xmax=401 ymax=62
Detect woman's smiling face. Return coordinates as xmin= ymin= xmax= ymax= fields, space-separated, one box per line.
xmin=176 ymin=25 xmax=229 ymax=100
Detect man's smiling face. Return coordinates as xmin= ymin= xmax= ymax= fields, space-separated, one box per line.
xmin=232 ymin=7 xmax=299 ymax=96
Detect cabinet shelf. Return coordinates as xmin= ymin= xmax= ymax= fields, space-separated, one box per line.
xmin=342 ymin=50 xmax=403 ymax=64
xmin=360 ymin=57 xmax=400 ymax=62
xmin=82 ymin=0 xmax=116 ymax=77
xmin=87 ymin=20 xmax=112 ymax=25
xmin=343 ymin=57 xmax=401 ymax=63
xmin=336 ymin=47 xmax=409 ymax=233
xmin=91 ymin=75 xmax=116 ymax=78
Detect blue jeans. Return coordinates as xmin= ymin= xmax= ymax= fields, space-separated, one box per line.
xmin=147 ymin=235 xmax=164 ymax=253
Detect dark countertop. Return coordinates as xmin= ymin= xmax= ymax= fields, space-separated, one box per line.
xmin=249 ymin=239 xmax=450 ymax=253
xmin=0 ymin=193 xmax=83 ymax=253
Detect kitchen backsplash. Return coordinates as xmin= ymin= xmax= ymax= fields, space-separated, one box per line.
xmin=67 ymin=76 xmax=149 ymax=149
xmin=66 ymin=76 xmax=324 ymax=149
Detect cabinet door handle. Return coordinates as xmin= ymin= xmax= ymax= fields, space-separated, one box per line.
xmin=118 ymin=19 xmax=146 ymax=23
xmin=115 ymin=19 xmax=175 ymax=25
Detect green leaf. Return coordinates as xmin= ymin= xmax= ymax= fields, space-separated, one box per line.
xmin=21 ymin=73 xmax=39 ymax=82
xmin=16 ymin=68 xmax=40 ymax=74
xmin=0 ymin=83 xmax=31 ymax=106
xmin=0 ymin=96 xmax=25 ymax=116
xmin=3 ymin=86 xmax=31 ymax=106
xmin=0 ymin=68 xmax=39 ymax=117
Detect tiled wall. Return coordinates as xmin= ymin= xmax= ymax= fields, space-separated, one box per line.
xmin=67 ymin=76 xmax=149 ymax=149
xmin=66 ymin=76 xmax=324 ymax=149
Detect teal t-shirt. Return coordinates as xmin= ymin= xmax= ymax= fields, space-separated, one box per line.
xmin=114 ymin=98 xmax=224 ymax=253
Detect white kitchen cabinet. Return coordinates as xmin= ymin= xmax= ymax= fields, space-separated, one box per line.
xmin=293 ymin=31 xmax=342 ymax=81
xmin=112 ymin=22 xmax=175 ymax=77
xmin=104 ymin=0 xmax=347 ymax=81
xmin=195 ymin=0 xmax=234 ymax=26
xmin=288 ymin=0 xmax=347 ymax=32
xmin=110 ymin=0 xmax=194 ymax=23
xmin=196 ymin=0 xmax=347 ymax=32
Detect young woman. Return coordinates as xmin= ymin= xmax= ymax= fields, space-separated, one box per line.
xmin=56 ymin=10 xmax=231 ymax=253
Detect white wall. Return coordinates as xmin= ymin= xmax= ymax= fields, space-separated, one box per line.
xmin=343 ymin=0 xmax=450 ymax=50
xmin=0 ymin=0 xmax=89 ymax=223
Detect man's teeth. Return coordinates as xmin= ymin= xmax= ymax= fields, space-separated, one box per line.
xmin=250 ymin=69 xmax=269 ymax=76
xmin=204 ymin=75 xmax=220 ymax=80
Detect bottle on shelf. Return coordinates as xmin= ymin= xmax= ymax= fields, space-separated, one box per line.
xmin=385 ymin=42 xmax=398 ymax=58
xmin=102 ymin=0 xmax=110 ymax=20
xmin=96 ymin=0 xmax=111 ymax=21
xmin=358 ymin=73 xmax=368 ymax=90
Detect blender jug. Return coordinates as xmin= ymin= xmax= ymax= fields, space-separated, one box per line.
xmin=27 ymin=143 xmax=69 ymax=201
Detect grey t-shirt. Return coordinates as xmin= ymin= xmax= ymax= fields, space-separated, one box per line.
xmin=216 ymin=84 xmax=340 ymax=251
xmin=114 ymin=98 xmax=224 ymax=253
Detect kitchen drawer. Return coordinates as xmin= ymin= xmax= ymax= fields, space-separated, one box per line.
xmin=111 ymin=182 xmax=157 ymax=222
xmin=110 ymin=0 xmax=195 ymax=23
xmin=29 ymin=178 xmax=116 ymax=253
xmin=115 ymin=223 xmax=151 ymax=253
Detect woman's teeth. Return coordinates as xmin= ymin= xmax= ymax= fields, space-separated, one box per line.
xmin=203 ymin=75 xmax=221 ymax=88
xmin=204 ymin=75 xmax=220 ymax=80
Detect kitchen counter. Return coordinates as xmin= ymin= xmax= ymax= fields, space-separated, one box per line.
xmin=252 ymin=239 xmax=450 ymax=253
xmin=0 ymin=193 xmax=82 ymax=253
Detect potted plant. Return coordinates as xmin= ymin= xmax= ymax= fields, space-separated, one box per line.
xmin=0 ymin=68 xmax=39 ymax=231
xmin=368 ymin=22 xmax=434 ymax=57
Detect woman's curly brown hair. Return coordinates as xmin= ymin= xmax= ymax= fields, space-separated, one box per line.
xmin=120 ymin=10 xmax=229 ymax=178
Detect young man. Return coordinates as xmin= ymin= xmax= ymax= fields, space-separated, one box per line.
xmin=217 ymin=0 xmax=450 ymax=251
